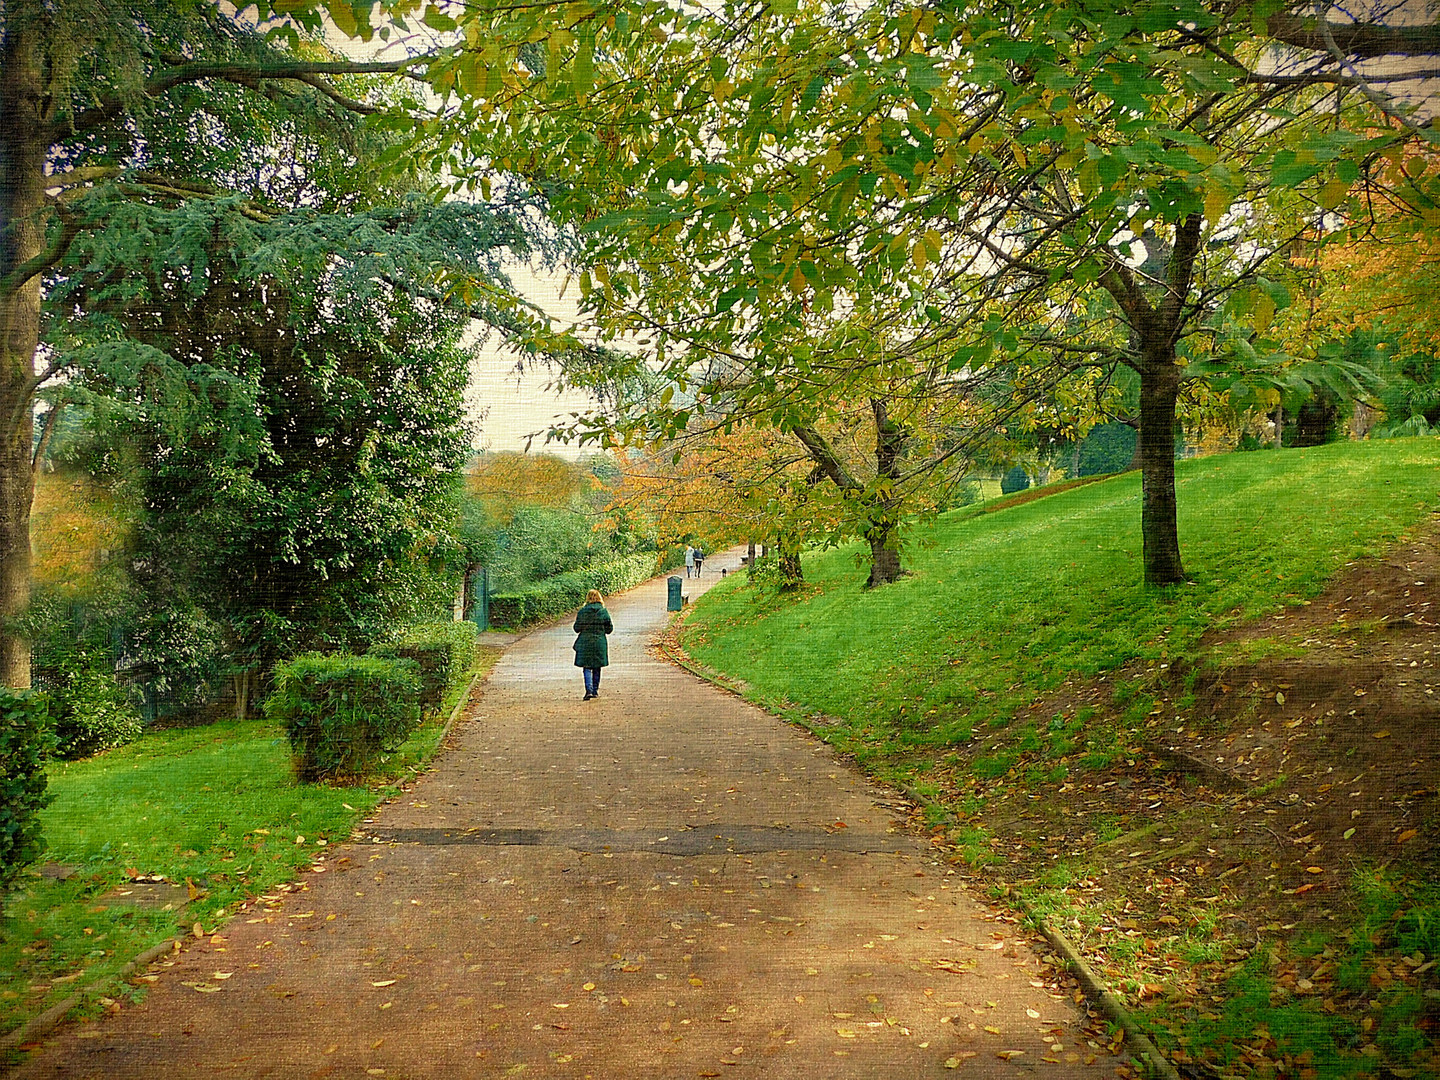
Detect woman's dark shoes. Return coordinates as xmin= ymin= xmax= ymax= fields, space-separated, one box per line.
xmin=582 ymin=692 xmax=594 ymax=701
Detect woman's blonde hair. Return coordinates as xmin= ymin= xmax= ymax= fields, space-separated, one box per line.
xmin=586 ymin=589 xmax=603 ymax=604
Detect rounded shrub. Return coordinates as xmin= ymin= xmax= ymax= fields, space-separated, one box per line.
xmin=45 ymin=651 xmax=143 ymax=760
xmin=1000 ymin=465 xmax=1031 ymax=494
xmin=1076 ymin=422 xmax=1137 ymax=476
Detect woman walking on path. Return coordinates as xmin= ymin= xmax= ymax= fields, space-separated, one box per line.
xmin=693 ymin=546 xmax=705 ymax=576
xmin=573 ymin=589 xmax=613 ymax=700
xmin=684 ymin=545 xmax=696 ymax=578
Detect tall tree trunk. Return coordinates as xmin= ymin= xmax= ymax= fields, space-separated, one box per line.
xmin=0 ymin=20 xmax=50 ymax=688
xmin=866 ymin=529 xmax=902 ymax=586
xmin=793 ymin=408 xmax=908 ymax=587
xmin=776 ymin=537 xmax=803 ymax=590
xmin=1101 ymin=213 xmax=1201 ymax=590
xmin=863 ymin=398 xmax=906 ymax=587
xmin=777 ymin=552 xmax=802 ymax=586
xmin=1137 ymin=353 xmax=1184 ymax=586
xmin=233 ymin=669 xmax=251 ymax=722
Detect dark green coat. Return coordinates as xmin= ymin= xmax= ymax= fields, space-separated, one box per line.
xmin=572 ymin=602 xmax=613 ymax=668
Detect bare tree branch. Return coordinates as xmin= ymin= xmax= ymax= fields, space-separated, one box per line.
xmin=0 ymin=212 xmax=82 ymax=298
xmin=791 ymin=422 xmax=863 ymax=491
xmin=31 ymin=398 xmax=65 ymax=479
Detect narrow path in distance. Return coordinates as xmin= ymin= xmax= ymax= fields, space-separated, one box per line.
xmin=15 ymin=553 xmax=1118 ymax=1078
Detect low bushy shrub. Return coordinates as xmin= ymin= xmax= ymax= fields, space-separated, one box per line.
xmin=1076 ymin=422 xmax=1138 ymax=476
xmin=1000 ymin=465 xmax=1031 ymax=494
xmin=372 ymin=622 xmax=477 ymax=712
xmin=265 ymin=654 xmax=421 ymax=782
xmin=489 ymin=552 xmax=657 ymax=628
xmin=0 ymin=689 xmax=53 ymax=902
xmin=40 ymin=650 xmax=143 ymax=760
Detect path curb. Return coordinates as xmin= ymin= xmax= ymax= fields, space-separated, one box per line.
xmin=0 ymin=937 xmax=180 ymax=1066
xmin=652 ymin=628 xmax=1180 ymax=1080
xmin=1026 ymin=913 xmax=1184 ymax=1080
xmin=896 ymin=785 xmax=1183 ymax=1080
xmin=438 ymin=663 xmax=486 ymax=746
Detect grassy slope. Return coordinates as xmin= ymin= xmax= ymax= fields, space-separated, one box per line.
xmin=684 ymin=440 xmax=1438 ymax=774
xmin=0 ymin=648 xmax=500 ymax=1038
xmin=681 ymin=439 xmax=1440 ymax=1075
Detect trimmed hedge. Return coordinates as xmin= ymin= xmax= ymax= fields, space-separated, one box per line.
xmin=265 ymin=654 xmax=421 ymax=782
xmin=0 ymin=689 xmax=52 ymax=902
xmin=489 ymin=552 xmax=658 ymax=629
xmin=1076 ymin=422 xmax=1138 ymax=476
xmin=371 ymin=622 xmax=477 ymax=712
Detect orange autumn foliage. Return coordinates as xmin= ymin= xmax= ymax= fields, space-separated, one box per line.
xmin=466 ymin=452 xmax=591 ymax=524
xmin=606 ymin=424 xmax=842 ymax=552
xmin=30 ymin=472 xmax=132 ymax=598
xmin=1303 ymin=143 xmax=1440 ymax=351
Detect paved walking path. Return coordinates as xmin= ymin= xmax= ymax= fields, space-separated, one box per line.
xmin=16 ymin=554 xmax=1118 ymax=1078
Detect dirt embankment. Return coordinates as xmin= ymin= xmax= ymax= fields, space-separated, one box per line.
xmin=929 ymin=518 xmax=1439 ymax=1075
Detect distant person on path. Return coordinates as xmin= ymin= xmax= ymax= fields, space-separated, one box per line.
xmin=693 ymin=546 xmax=705 ymax=576
xmin=684 ymin=545 xmax=696 ymax=578
xmin=572 ymin=589 xmax=613 ymax=701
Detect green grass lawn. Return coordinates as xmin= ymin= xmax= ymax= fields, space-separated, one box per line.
xmin=683 ymin=440 xmax=1438 ymax=775
xmin=0 ymin=647 xmax=499 ymax=1038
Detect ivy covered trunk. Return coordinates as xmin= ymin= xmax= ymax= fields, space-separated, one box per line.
xmin=0 ymin=19 xmax=47 ymax=689
xmin=0 ymin=416 xmax=34 ymax=689
xmin=1137 ymin=352 xmax=1184 ymax=587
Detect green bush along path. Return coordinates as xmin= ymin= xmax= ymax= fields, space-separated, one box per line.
xmin=0 ymin=651 xmax=497 ymax=1046
xmin=15 ymin=560 xmax=1118 ymax=1078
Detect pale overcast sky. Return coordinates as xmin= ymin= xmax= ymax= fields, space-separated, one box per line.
xmin=462 ymin=268 xmax=604 ymax=460
xmin=324 ymin=13 xmax=605 ymax=459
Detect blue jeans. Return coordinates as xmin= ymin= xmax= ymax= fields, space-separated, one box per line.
xmin=583 ymin=668 xmax=601 ymax=696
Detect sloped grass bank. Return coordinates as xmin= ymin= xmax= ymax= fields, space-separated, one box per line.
xmin=0 ymin=648 xmax=500 ymax=1041
xmin=682 ymin=441 xmax=1436 ymax=769
xmin=679 ymin=439 xmax=1439 ymax=1076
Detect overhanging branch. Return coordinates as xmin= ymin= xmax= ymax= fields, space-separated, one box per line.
xmin=1267 ymin=12 xmax=1440 ymax=60
xmin=69 ymin=55 xmax=433 ymax=134
xmin=1312 ymin=2 xmax=1437 ymax=141
xmin=0 ymin=213 xmax=82 ymax=298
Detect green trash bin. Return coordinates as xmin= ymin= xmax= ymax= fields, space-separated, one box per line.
xmin=667 ymin=576 xmax=684 ymax=612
